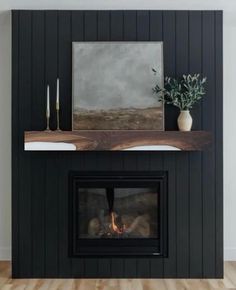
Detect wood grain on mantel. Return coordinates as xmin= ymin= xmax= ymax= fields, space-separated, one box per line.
xmin=24 ymin=130 xmax=212 ymax=151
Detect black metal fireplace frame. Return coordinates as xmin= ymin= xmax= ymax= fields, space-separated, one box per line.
xmin=69 ymin=171 xmax=168 ymax=257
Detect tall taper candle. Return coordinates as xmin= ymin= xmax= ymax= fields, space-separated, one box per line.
xmin=46 ymin=85 xmax=50 ymax=130
xmin=56 ymin=78 xmax=60 ymax=130
xmin=56 ymin=78 xmax=59 ymax=110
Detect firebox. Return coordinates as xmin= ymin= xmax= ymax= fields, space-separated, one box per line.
xmin=69 ymin=171 xmax=168 ymax=257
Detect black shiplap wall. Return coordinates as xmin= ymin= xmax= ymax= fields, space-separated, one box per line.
xmin=12 ymin=10 xmax=223 ymax=278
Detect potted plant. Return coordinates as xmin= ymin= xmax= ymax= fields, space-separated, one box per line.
xmin=152 ymin=72 xmax=207 ymax=131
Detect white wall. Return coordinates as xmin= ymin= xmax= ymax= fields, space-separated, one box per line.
xmin=0 ymin=0 xmax=236 ymax=261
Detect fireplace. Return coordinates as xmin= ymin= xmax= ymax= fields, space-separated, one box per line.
xmin=69 ymin=171 xmax=168 ymax=257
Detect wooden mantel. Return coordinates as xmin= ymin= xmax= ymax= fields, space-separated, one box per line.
xmin=24 ymin=130 xmax=212 ymax=151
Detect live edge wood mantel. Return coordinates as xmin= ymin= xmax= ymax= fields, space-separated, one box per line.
xmin=24 ymin=130 xmax=212 ymax=151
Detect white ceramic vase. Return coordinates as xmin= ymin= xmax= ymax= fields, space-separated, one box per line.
xmin=177 ymin=110 xmax=193 ymax=131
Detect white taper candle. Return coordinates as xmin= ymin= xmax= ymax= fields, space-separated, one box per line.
xmin=46 ymin=85 xmax=50 ymax=118
xmin=56 ymin=78 xmax=59 ymax=110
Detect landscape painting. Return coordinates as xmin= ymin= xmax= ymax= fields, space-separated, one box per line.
xmin=72 ymin=42 xmax=164 ymax=130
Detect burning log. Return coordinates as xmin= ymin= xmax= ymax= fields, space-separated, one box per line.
xmin=88 ymin=217 xmax=101 ymax=236
xmin=88 ymin=212 xmax=151 ymax=238
xmin=111 ymin=212 xmax=125 ymax=234
xmin=123 ymin=214 xmax=150 ymax=238
xmin=86 ymin=190 xmax=156 ymax=238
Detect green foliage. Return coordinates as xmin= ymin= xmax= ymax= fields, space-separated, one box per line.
xmin=152 ymin=70 xmax=207 ymax=110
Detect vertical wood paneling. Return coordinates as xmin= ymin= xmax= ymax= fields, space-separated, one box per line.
xmin=51 ymin=12 xmax=70 ymax=277
xmin=123 ymin=152 xmax=137 ymax=171
xmin=82 ymin=152 xmax=97 ymax=171
xmin=84 ymin=259 xmax=98 ymax=278
xmin=202 ymin=11 xmax=216 ymax=278
xmin=189 ymin=12 xmax=202 ymax=131
xmin=58 ymin=154 xmax=72 ymax=277
xmin=12 ymin=10 xmax=223 ymax=279
xmin=98 ymin=259 xmax=111 ymax=278
xmin=137 ymin=152 xmax=150 ymax=171
xmin=149 ymin=12 xmax=164 ymax=277
xmin=58 ymin=11 xmax=72 ymax=277
xmin=176 ymin=11 xmax=189 ymax=75
xmin=110 ymin=11 xmax=123 ymax=41
xmin=137 ymin=11 xmax=149 ymax=41
xmin=215 ymin=11 xmax=223 ymax=278
xmin=189 ymin=153 xmax=203 ymax=277
xmin=163 ymin=11 xmax=178 ymax=130
xmin=12 ymin=10 xmax=19 ymax=277
xmin=162 ymin=12 xmax=177 ymax=277
xmin=97 ymin=152 xmax=112 ymax=171
xmin=18 ymin=10 xmax=32 ymax=277
xmin=124 ymin=11 xmax=136 ymax=41
xmin=31 ymin=11 xmax=45 ymax=131
xmin=150 ymin=11 xmax=163 ymax=41
xmin=72 ymin=11 xmax=84 ymax=41
xmin=45 ymin=155 xmax=59 ymax=277
xmin=176 ymin=153 xmax=189 ymax=278
xmin=31 ymin=153 xmax=45 ymax=277
xmin=111 ymin=259 xmax=124 ymax=278
xmin=58 ymin=11 xmax=72 ymax=130
xmin=124 ymin=11 xmax=137 ymax=41
xmin=45 ymin=11 xmax=59 ymax=278
xmin=124 ymin=259 xmax=137 ymax=278
xmin=188 ymin=11 xmax=203 ymax=278
xmin=98 ymin=11 xmax=110 ymax=41
xmin=111 ymin=152 xmax=124 ymax=171
xmin=31 ymin=11 xmax=46 ymax=277
xmin=84 ymin=11 xmax=97 ymax=41
xmin=163 ymin=153 xmax=177 ymax=277
xmin=137 ymin=259 xmax=150 ymax=278
xmin=175 ymin=11 xmax=190 ymax=278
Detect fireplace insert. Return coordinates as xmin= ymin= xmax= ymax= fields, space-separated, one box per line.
xmin=69 ymin=171 xmax=168 ymax=256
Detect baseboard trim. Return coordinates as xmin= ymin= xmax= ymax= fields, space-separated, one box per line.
xmin=224 ymin=248 xmax=236 ymax=261
xmin=0 ymin=247 xmax=11 ymax=261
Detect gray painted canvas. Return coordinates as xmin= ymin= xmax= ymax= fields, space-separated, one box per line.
xmin=72 ymin=42 xmax=164 ymax=130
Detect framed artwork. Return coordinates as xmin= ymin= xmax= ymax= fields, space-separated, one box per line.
xmin=72 ymin=42 xmax=164 ymax=130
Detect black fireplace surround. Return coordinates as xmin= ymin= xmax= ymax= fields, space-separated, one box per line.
xmin=12 ymin=10 xmax=223 ymax=278
xmin=69 ymin=171 xmax=168 ymax=257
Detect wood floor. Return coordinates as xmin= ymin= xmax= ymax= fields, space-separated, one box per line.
xmin=1 ymin=262 xmax=236 ymax=290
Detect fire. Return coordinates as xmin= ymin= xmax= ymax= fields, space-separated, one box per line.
xmin=111 ymin=212 xmax=124 ymax=234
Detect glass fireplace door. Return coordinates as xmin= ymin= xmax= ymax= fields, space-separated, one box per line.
xmin=70 ymin=172 xmax=167 ymax=256
xmin=78 ymin=188 xmax=158 ymax=239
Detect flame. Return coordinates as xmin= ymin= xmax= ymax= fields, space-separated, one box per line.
xmin=111 ymin=212 xmax=124 ymax=234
